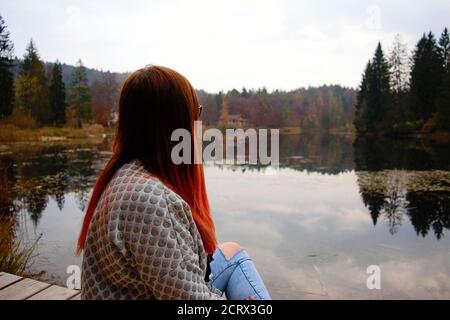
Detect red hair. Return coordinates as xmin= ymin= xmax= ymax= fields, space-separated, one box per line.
xmin=76 ymin=66 xmax=217 ymax=255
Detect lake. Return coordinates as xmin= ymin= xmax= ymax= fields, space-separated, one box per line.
xmin=1 ymin=133 xmax=449 ymax=299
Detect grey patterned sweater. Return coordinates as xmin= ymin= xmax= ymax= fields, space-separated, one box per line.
xmin=81 ymin=160 xmax=224 ymax=300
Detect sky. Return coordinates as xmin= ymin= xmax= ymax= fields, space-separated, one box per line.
xmin=1 ymin=0 xmax=449 ymax=92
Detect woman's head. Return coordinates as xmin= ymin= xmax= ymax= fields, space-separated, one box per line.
xmin=115 ymin=66 xmax=200 ymax=162
xmin=77 ymin=65 xmax=217 ymax=255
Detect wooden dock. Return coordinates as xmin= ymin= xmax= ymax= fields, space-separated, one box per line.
xmin=0 ymin=272 xmax=80 ymax=300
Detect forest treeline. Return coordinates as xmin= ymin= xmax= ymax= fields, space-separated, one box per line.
xmin=355 ymin=28 xmax=450 ymax=135
xmin=0 ymin=14 xmax=124 ymax=128
xmin=1 ymin=14 xmax=449 ymax=134
xmin=0 ymin=14 xmax=129 ymax=128
xmin=198 ymin=85 xmax=356 ymax=130
xmin=0 ymin=14 xmax=356 ymax=132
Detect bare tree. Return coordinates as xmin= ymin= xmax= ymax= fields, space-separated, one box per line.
xmin=389 ymin=34 xmax=410 ymax=93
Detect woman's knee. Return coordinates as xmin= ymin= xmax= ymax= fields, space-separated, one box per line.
xmin=218 ymin=242 xmax=242 ymax=260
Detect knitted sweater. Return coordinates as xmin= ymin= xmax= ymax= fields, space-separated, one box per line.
xmin=81 ymin=160 xmax=224 ymax=300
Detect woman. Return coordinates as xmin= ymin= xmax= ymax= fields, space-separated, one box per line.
xmin=77 ymin=65 xmax=271 ymax=300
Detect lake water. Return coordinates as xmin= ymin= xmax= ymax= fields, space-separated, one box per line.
xmin=1 ymin=134 xmax=449 ymax=299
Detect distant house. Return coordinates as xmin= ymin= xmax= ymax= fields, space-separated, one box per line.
xmin=228 ymin=114 xmax=248 ymax=127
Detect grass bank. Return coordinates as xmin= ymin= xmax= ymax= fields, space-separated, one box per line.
xmin=0 ymin=216 xmax=41 ymax=277
xmin=0 ymin=123 xmax=108 ymax=142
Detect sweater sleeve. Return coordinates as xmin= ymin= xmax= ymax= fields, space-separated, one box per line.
xmin=110 ymin=178 xmax=224 ymax=300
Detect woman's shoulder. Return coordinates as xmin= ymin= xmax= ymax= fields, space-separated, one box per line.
xmin=109 ymin=160 xmax=160 ymax=192
xmin=104 ymin=160 xmax=196 ymax=253
xmin=108 ymin=160 xmax=190 ymax=218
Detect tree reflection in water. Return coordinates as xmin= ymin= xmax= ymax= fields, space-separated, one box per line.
xmin=354 ymin=136 xmax=450 ymax=239
xmin=0 ymin=134 xmax=449 ymax=239
xmin=0 ymin=142 xmax=110 ymax=226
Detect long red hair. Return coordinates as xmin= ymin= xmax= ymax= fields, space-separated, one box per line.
xmin=76 ymin=66 xmax=217 ymax=255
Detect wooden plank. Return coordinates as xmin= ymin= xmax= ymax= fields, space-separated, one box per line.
xmin=0 ymin=278 xmax=51 ymax=300
xmin=27 ymin=285 xmax=79 ymax=300
xmin=0 ymin=272 xmax=23 ymax=290
xmin=71 ymin=293 xmax=81 ymax=300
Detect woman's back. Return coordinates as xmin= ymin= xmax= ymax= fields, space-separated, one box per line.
xmin=78 ymin=66 xmax=270 ymax=300
xmin=81 ymin=160 xmax=221 ymax=300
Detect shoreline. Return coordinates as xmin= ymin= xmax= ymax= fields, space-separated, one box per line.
xmin=356 ymin=131 xmax=450 ymax=144
xmin=0 ymin=124 xmax=114 ymax=143
xmin=0 ymin=125 xmax=448 ymax=144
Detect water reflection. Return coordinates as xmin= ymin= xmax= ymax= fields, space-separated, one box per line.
xmin=279 ymin=133 xmax=355 ymax=174
xmin=2 ymin=134 xmax=347 ymax=224
xmin=0 ymin=141 xmax=111 ymax=226
xmin=0 ymin=134 xmax=449 ymax=298
xmin=0 ymin=134 xmax=449 ymax=239
xmin=354 ymin=136 xmax=450 ymax=171
xmin=354 ymin=136 xmax=450 ymax=239
xmin=0 ymin=156 xmax=15 ymax=215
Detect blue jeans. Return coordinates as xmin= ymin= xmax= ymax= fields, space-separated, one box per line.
xmin=209 ymin=247 xmax=271 ymax=300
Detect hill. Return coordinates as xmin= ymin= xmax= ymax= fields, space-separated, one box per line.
xmin=11 ymin=58 xmax=128 ymax=87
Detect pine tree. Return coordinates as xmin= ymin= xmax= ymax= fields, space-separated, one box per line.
xmin=436 ymin=63 xmax=450 ymax=130
xmin=369 ymin=43 xmax=391 ymax=128
xmin=15 ymin=40 xmax=49 ymax=124
xmin=438 ymin=27 xmax=450 ymax=67
xmin=282 ymin=104 xmax=292 ymax=127
xmin=409 ymin=32 xmax=445 ymax=121
xmin=91 ymin=71 xmax=119 ymax=125
xmin=241 ymin=87 xmax=250 ymax=98
xmin=436 ymin=28 xmax=450 ymax=131
xmin=329 ymin=95 xmax=344 ymax=129
xmin=0 ymin=15 xmax=14 ymax=119
xmin=389 ymin=34 xmax=410 ymax=93
xmin=354 ymin=62 xmax=371 ymax=132
xmin=48 ymin=62 xmax=67 ymax=126
xmin=354 ymin=43 xmax=390 ymax=133
xmin=69 ymin=59 xmax=92 ymax=126
xmin=218 ymin=100 xmax=229 ymax=128
xmin=388 ymin=34 xmax=410 ymax=126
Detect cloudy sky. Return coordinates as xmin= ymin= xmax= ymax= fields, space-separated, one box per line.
xmin=1 ymin=0 xmax=449 ymax=92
